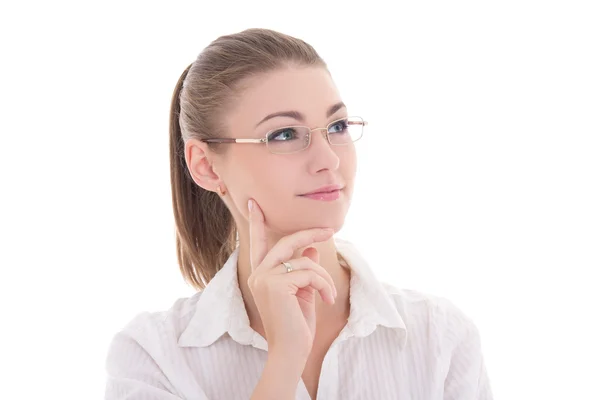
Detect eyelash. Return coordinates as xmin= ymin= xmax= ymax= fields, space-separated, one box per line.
xmin=268 ymin=118 xmax=348 ymax=141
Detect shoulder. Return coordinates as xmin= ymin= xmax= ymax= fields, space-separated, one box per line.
xmin=104 ymin=292 xmax=207 ymax=396
xmin=108 ymin=291 xmax=204 ymax=352
xmin=380 ymin=282 xmax=479 ymax=344
xmin=379 ymin=284 xmax=492 ymax=396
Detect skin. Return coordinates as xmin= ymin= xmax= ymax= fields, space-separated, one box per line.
xmin=184 ymin=65 xmax=355 ymax=342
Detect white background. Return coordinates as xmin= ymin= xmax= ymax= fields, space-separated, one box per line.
xmin=1 ymin=1 xmax=598 ymax=399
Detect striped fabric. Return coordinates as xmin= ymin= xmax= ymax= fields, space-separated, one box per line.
xmin=105 ymin=237 xmax=493 ymax=399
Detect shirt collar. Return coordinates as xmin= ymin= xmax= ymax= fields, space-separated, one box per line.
xmin=178 ymin=237 xmax=407 ymax=351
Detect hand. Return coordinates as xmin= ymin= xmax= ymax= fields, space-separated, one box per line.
xmin=247 ymin=198 xmax=337 ymax=359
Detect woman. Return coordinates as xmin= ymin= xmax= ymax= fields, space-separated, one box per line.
xmin=105 ymin=28 xmax=493 ymax=400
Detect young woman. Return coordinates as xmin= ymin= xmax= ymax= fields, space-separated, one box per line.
xmin=105 ymin=28 xmax=493 ymax=400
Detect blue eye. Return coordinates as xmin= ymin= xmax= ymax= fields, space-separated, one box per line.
xmin=268 ymin=127 xmax=299 ymax=141
xmin=328 ymin=119 xmax=348 ymax=134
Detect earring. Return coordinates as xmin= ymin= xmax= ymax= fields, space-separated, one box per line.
xmin=217 ymin=184 xmax=227 ymax=196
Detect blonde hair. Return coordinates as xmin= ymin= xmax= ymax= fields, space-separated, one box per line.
xmin=169 ymin=28 xmax=327 ymax=290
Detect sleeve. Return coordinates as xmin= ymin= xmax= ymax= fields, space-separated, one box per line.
xmin=443 ymin=302 xmax=494 ymax=400
xmin=104 ymin=331 xmax=184 ymax=400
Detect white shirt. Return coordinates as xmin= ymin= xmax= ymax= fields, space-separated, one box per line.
xmin=105 ymin=237 xmax=493 ymax=399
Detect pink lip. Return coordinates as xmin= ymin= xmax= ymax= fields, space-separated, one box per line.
xmin=301 ymin=189 xmax=341 ymax=201
xmin=299 ymin=185 xmax=343 ymax=201
xmin=300 ymin=184 xmax=344 ymax=196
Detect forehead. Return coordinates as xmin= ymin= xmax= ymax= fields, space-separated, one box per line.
xmin=229 ymin=66 xmax=342 ymax=130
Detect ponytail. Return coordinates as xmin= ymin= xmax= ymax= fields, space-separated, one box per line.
xmin=169 ymin=64 xmax=236 ymax=290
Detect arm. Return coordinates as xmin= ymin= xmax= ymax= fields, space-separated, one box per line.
xmin=443 ymin=307 xmax=494 ymax=400
xmin=104 ymin=331 xmax=186 ymax=400
xmin=250 ymin=349 xmax=307 ymax=400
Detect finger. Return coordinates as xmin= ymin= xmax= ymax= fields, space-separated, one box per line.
xmin=259 ymin=228 xmax=334 ymax=273
xmin=274 ymin=256 xmax=337 ymax=300
xmin=302 ymin=247 xmax=319 ymax=264
xmin=300 ymin=247 xmax=330 ymax=295
xmin=248 ymin=198 xmax=268 ymax=272
xmin=281 ymin=270 xmax=336 ymax=305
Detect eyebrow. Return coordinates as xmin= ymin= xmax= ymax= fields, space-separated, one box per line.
xmin=255 ymin=101 xmax=346 ymax=128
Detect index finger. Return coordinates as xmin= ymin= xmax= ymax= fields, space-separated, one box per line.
xmin=258 ymin=227 xmax=334 ymax=273
xmin=248 ymin=198 xmax=267 ymax=272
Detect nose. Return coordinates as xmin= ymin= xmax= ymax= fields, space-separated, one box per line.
xmin=306 ymin=128 xmax=340 ymax=171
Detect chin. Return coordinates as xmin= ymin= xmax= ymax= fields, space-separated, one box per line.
xmin=270 ymin=215 xmax=345 ymax=237
xmin=304 ymin=214 xmax=346 ymax=233
xmin=267 ymin=196 xmax=350 ymax=234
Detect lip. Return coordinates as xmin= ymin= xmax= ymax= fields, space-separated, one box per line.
xmin=300 ymin=184 xmax=344 ymax=196
xmin=300 ymin=189 xmax=341 ymax=201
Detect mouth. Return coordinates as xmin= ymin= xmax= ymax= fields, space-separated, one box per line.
xmin=299 ymin=184 xmax=344 ymax=196
xmin=299 ymin=187 xmax=343 ymax=201
xmin=304 ymin=189 xmax=339 ymax=195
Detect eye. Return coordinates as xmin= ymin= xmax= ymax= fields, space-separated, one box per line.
xmin=328 ymin=119 xmax=349 ymax=134
xmin=268 ymin=127 xmax=299 ymax=141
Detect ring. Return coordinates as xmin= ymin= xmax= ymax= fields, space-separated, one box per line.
xmin=282 ymin=261 xmax=293 ymax=273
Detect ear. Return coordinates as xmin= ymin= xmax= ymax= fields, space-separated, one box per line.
xmin=184 ymin=138 xmax=222 ymax=191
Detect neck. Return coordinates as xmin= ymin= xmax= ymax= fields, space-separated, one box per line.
xmin=236 ymin=236 xmax=351 ymax=337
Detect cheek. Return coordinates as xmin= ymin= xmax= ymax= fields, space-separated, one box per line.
xmin=240 ymin=156 xmax=293 ymax=196
xmin=340 ymin=146 xmax=358 ymax=177
xmin=260 ymin=167 xmax=301 ymax=204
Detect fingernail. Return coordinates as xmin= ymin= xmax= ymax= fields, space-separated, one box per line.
xmin=248 ymin=199 xmax=253 ymax=212
xmin=334 ymin=286 xmax=338 ymax=298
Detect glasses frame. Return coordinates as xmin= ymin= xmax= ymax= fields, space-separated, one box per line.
xmin=201 ymin=116 xmax=368 ymax=155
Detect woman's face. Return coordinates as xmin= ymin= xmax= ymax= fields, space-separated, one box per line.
xmin=203 ymin=66 xmax=357 ymax=235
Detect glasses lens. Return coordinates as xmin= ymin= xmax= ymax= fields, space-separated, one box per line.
xmin=266 ymin=126 xmax=311 ymax=154
xmin=327 ymin=117 xmax=364 ymax=145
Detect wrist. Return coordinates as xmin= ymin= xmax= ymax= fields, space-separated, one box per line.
xmin=269 ymin=344 xmax=310 ymax=361
xmin=267 ymin=348 xmax=307 ymax=373
xmin=251 ymin=351 xmax=307 ymax=400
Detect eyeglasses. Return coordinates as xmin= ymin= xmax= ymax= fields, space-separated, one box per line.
xmin=201 ymin=116 xmax=367 ymax=155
